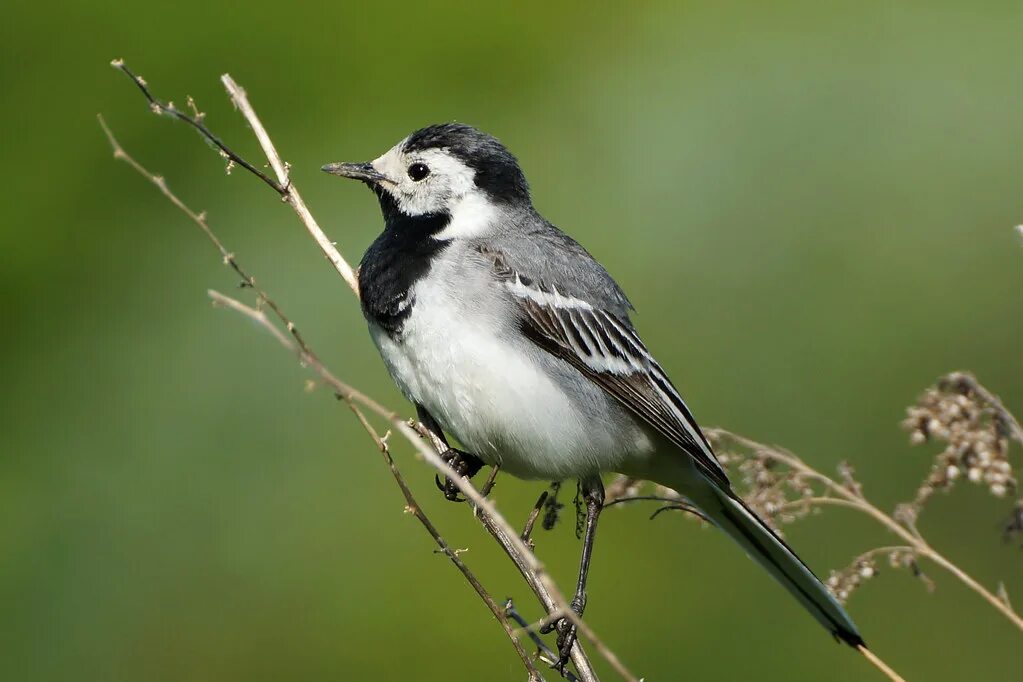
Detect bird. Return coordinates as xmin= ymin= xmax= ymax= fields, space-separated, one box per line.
xmin=321 ymin=123 xmax=864 ymax=663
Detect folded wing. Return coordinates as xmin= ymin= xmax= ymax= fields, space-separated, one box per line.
xmin=479 ymin=245 xmax=729 ymax=489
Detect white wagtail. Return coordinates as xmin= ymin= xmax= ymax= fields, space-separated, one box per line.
xmin=322 ymin=123 xmax=864 ymax=662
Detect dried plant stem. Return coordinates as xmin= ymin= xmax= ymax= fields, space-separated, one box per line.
xmin=95 ymin=114 xmax=306 ymax=348
xmin=346 ymin=405 xmax=542 ymax=680
xmin=943 ymin=372 xmax=1023 ymax=444
xmin=522 ymin=492 xmax=549 ymax=544
xmin=711 ymin=429 xmax=1023 ymax=636
xmin=847 ymin=545 xmax=917 ymax=563
xmin=111 ymin=60 xmax=283 ymax=194
xmin=475 ymin=505 xmax=628 ymax=682
xmin=505 ymin=600 xmax=580 ymax=682
xmin=856 ymin=645 xmax=905 ymax=682
xmin=220 ymin=74 xmax=359 ymax=295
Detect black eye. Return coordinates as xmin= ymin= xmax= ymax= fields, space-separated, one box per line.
xmin=407 ymin=162 xmax=430 ymax=181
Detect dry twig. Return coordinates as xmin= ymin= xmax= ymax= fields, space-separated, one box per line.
xmin=346 ymin=407 xmax=542 ymax=680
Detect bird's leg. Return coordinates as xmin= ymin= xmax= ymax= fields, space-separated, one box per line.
xmin=416 ymin=404 xmax=484 ymax=502
xmin=542 ymin=475 xmax=604 ymax=669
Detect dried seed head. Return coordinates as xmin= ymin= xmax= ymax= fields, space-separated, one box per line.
xmin=703 ymin=434 xmax=827 ymax=534
xmin=826 ymin=556 xmax=878 ymax=605
xmin=903 ymin=375 xmax=1017 ymax=507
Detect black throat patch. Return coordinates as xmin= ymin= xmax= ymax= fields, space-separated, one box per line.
xmin=358 ymin=190 xmax=451 ymax=336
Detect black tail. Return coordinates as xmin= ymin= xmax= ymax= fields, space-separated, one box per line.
xmin=686 ymin=477 xmax=864 ymax=646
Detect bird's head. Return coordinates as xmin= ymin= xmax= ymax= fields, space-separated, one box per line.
xmin=322 ymin=123 xmax=530 ymax=238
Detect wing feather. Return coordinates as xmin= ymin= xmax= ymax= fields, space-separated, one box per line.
xmin=482 ymin=247 xmax=729 ymax=487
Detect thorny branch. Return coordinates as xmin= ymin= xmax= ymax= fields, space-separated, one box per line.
xmin=103 ymin=62 xmax=641 ymax=682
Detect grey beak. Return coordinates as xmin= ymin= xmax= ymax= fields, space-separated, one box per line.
xmin=321 ymin=161 xmax=390 ymax=184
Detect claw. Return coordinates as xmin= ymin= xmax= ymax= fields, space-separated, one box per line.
xmin=556 ymin=623 xmax=578 ymax=670
xmin=537 ymin=614 xmax=578 ymax=670
xmin=435 ymin=448 xmax=483 ymax=503
xmin=435 ymin=472 xmax=465 ymax=502
xmin=543 ymin=595 xmax=586 ymax=668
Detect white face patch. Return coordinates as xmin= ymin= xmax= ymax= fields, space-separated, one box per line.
xmin=369 ymin=142 xmax=497 ymax=240
xmin=431 ymin=191 xmax=499 ymax=240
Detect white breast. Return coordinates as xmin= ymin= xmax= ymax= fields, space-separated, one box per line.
xmin=368 ymin=252 xmax=654 ymax=480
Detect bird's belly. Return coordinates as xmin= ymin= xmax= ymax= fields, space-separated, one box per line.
xmin=369 ymin=298 xmax=654 ymax=480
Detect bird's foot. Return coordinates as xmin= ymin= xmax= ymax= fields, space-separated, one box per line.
xmin=541 ymin=594 xmax=586 ymax=671
xmin=434 ymin=448 xmax=484 ymax=502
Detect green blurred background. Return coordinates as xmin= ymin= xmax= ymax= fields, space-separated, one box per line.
xmin=3 ymin=1 xmax=1022 ymax=680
